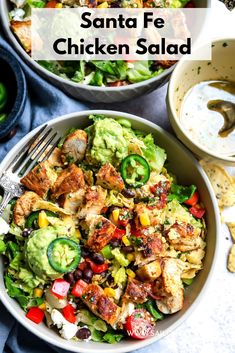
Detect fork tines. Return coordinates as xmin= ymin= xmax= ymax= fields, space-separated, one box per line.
xmin=8 ymin=125 xmax=59 ymax=178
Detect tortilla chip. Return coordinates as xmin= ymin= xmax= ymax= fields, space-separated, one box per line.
xmin=200 ymin=161 xmax=235 ymax=207
xmin=227 ymin=222 xmax=235 ymax=242
xmin=227 ymin=244 xmax=235 ymax=273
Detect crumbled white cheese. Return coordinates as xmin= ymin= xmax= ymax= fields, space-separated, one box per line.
xmin=117 ymin=302 xmax=135 ymax=324
xmin=114 ymin=287 xmax=123 ymax=301
xmin=51 ymin=309 xmax=78 ymax=340
xmin=9 ymin=8 xmax=25 ymax=21
xmin=0 ymin=217 xmax=10 ymax=235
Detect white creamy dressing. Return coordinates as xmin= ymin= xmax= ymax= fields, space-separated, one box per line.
xmin=180 ymin=80 xmax=235 ymax=156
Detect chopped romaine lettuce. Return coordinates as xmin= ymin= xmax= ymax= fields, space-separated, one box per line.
xmin=141 ymin=134 xmax=166 ymax=172
xmin=168 ymin=184 xmax=197 ymax=203
xmin=127 ymin=61 xmax=153 ymax=83
xmin=111 ymin=248 xmax=130 ymax=267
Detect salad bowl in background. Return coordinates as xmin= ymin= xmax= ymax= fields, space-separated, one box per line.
xmin=0 ymin=0 xmax=210 ymax=103
xmin=0 ymin=110 xmax=219 ymax=352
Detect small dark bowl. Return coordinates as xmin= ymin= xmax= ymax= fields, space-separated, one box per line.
xmin=0 ymin=46 xmax=27 ymax=140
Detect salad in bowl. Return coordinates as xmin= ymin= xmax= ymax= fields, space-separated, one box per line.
xmin=8 ymin=0 xmax=194 ymax=87
xmin=0 ymin=115 xmax=207 ymax=344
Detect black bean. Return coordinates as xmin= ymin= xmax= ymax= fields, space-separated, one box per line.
xmin=22 ymin=228 xmax=33 ymax=237
xmin=74 ymin=269 xmax=83 ymax=280
xmin=76 ymin=327 xmax=91 ymax=340
xmin=64 ymin=272 xmax=75 ymax=284
xmin=121 ymin=188 xmax=135 ymax=198
xmin=121 ymin=245 xmax=134 ymax=254
xmin=83 ymin=268 xmax=93 ymax=282
xmin=81 ymin=247 xmax=90 ymax=258
xmin=90 ymin=253 xmax=104 ymax=264
xmin=110 ymin=239 xmax=121 ymax=248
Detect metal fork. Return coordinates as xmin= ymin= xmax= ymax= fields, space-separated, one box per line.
xmin=0 ymin=125 xmax=60 ymax=217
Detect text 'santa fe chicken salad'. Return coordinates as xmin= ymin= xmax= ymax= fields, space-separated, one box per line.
xmin=0 ymin=115 xmax=206 ymax=343
xmin=8 ymin=0 xmax=194 ymax=87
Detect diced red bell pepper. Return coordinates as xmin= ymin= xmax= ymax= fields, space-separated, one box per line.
xmin=190 ymin=205 xmax=205 ymax=218
xmin=79 ymin=261 xmax=87 ymax=270
xmin=45 ymin=0 xmax=58 ymax=7
xmin=62 ymin=304 xmax=76 ymax=323
xmin=101 ymin=207 xmax=108 ymax=214
xmin=131 ymin=223 xmax=143 ymax=237
xmin=26 ymin=307 xmax=45 ymax=324
xmin=86 ymin=259 xmax=109 ymax=274
xmin=71 ymin=279 xmax=88 ymax=297
xmin=51 ymin=279 xmax=70 ymax=299
xmin=113 ymin=228 xmax=126 ymax=239
xmin=184 ymin=191 xmax=199 ymax=206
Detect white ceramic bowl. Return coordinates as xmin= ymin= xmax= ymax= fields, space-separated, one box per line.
xmin=166 ymin=38 xmax=235 ymax=166
xmin=0 ymin=0 xmax=209 ymax=103
xmin=0 ymin=110 xmax=219 ymax=352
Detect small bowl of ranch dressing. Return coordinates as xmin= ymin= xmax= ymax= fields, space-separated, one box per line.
xmin=167 ymin=38 xmax=235 ymax=165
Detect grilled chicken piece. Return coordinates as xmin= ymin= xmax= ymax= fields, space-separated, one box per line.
xmin=133 ymin=227 xmax=166 ymax=258
xmin=82 ymin=284 xmax=120 ymax=326
xmin=156 ymin=288 xmax=184 ymax=314
xmin=136 ymin=259 xmax=162 ymax=282
xmin=11 ymin=20 xmax=31 ymax=53
xmin=155 ymin=258 xmax=184 ymax=314
xmin=61 ymin=130 xmax=87 ymax=164
xmin=59 ymin=189 xmax=86 ymax=214
xmin=96 ymin=163 xmax=124 ymax=192
xmin=134 ymin=203 xmax=166 ymax=228
xmin=153 ymin=60 xmax=177 ymax=69
xmin=78 ymin=186 xmax=107 ymax=219
xmin=161 ymin=258 xmax=183 ymax=297
xmin=165 ymin=222 xmax=202 ymax=252
xmin=123 ymin=278 xmax=152 ymax=304
xmin=47 ymin=147 xmax=63 ymax=167
xmin=21 ymin=161 xmax=58 ymax=199
xmin=51 ymin=164 xmax=85 ymax=199
xmin=86 ymin=215 xmax=116 ymax=252
xmin=13 ymin=191 xmax=41 ymax=227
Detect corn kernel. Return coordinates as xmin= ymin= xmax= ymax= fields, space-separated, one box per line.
xmin=104 ymin=288 xmax=116 ymax=297
xmin=38 ymin=211 xmax=49 ymax=228
xmin=38 ymin=303 xmax=47 ymax=311
xmin=126 ymin=269 xmax=136 ymax=278
xmin=75 ymin=229 xmax=81 ymax=239
xmin=127 ymin=253 xmax=135 ymax=262
xmin=139 ymin=213 xmax=150 ymax=226
xmin=112 ymin=209 xmax=120 ymax=223
xmin=122 ymin=235 xmax=130 ymax=246
xmin=97 ymin=1 xmax=109 ymax=7
xmin=34 ymin=288 xmax=43 ymax=298
xmin=55 ymin=3 xmax=63 ymax=7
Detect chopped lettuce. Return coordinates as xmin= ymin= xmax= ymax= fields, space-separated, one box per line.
xmin=90 ymin=70 xmax=104 ymax=87
xmin=111 ymin=264 xmax=127 ymax=288
xmin=0 ymin=239 xmax=6 ymax=254
xmin=168 ymin=184 xmax=197 ymax=203
xmin=141 ymin=134 xmax=166 ymax=172
xmin=18 ymin=268 xmax=42 ymax=289
xmin=4 ymin=275 xmax=29 ymax=310
xmin=127 ymin=61 xmax=153 ymax=83
xmin=79 ymin=309 xmax=107 ymax=332
xmin=144 ymin=300 xmax=164 ymax=321
xmin=111 ymin=248 xmax=130 ymax=267
xmin=103 ymin=332 xmax=124 ymax=344
xmin=105 ymin=190 xmax=134 ymax=209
